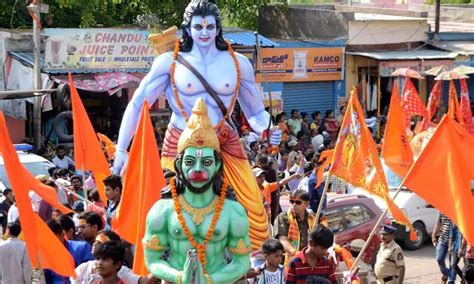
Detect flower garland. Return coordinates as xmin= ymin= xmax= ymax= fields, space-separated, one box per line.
xmin=170 ymin=39 xmax=241 ymax=130
xmin=169 ymin=177 xmax=228 ymax=275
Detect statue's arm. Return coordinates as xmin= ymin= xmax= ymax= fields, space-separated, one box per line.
xmin=209 ymin=202 xmax=251 ymax=283
xmin=116 ymin=53 xmax=172 ymax=153
xmin=143 ymin=200 xmax=180 ymax=282
xmin=236 ymin=54 xmax=270 ymax=136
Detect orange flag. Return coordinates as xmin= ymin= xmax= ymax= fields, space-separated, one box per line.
xmin=97 ymin=133 xmax=117 ymax=161
xmin=0 ymin=112 xmax=76 ymax=277
xmin=403 ymin=115 xmax=474 ymax=245
xmin=448 ymin=80 xmax=463 ymax=124
xmin=330 ymin=88 xmax=415 ymax=239
xmin=316 ymin=149 xmax=333 ymax=188
xmin=113 ymin=102 xmax=165 ymax=275
xmin=69 ymin=73 xmax=110 ymax=202
xmin=382 ymin=81 xmax=414 ymax=178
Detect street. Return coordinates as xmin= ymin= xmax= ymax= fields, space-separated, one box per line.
xmin=404 ymin=243 xmax=442 ymax=283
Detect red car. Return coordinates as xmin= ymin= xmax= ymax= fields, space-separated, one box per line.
xmin=280 ymin=193 xmax=388 ymax=264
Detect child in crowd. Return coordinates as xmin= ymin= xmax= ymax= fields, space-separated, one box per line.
xmin=249 ymin=239 xmax=286 ymax=284
xmin=93 ymin=240 xmax=126 ymax=284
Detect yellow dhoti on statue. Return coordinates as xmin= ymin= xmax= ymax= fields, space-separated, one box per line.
xmin=161 ymin=124 xmax=269 ymax=249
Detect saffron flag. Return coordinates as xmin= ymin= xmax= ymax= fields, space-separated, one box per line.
xmin=316 ymin=149 xmax=333 ymax=189
xmin=403 ymin=115 xmax=474 ymax=245
xmin=113 ymin=102 xmax=165 ymax=275
xmin=330 ymin=88 xmax=415 ymax=239
xmin=402 ymin=78 xmax=428 ymax=128
xmin=382 ymin=81 xmax=414 ymax=178
xmin=97 ymin=133 xmax=117 ymax=161
xmin=69 ymin=73 xmax=110 ymax=202
xmin=0 ymin=112 xmax=75 ymax=277
xmin=448 ymin=80 xmax=464 ymax=124
xmin=460 ymin=79 xmax=474 ymax=135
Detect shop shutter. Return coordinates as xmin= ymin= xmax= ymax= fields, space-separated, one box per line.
xmin=282 ymin=82 xmax=336 ymax=115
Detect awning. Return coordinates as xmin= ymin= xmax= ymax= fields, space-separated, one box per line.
xmin=51 ymin=72 xmax=144 ymax=95
xmin=345 ymin=49 xmax=458 ymax=60
xmin=429 ymin=41 xmax=474 ymax=55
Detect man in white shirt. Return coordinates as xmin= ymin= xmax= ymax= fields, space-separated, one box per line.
xmin=311 ymin=126 xmax=326 ymax=153
xmin=51 ymin=145 xmax=75 ymax=170
xmin=287 ymin=109 xmax=302 ymax=138
xmin=0 ymin=222 xmax=33 ymax=284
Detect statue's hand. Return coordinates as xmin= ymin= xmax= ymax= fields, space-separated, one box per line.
xmin=195 ymin=258 xmax=208 ymax=284
xmin=112 ymin=149 xmax=128 ymax=175
xmin=269 ymin=127 xmax=282 ymax=146
xmin=182 ymin=250 xmax=197 ymax=283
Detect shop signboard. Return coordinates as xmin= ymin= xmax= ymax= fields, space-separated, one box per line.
xmin=44 ymin=29 xmax=159 ymax=72
xmin=379 ymin=60 xmax=454 ymax=77
xmin=256 ymin=47 xmax=344 ymax=83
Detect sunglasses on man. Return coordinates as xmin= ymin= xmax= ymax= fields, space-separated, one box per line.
xmin=289 ymin=199 xmax=304 ymax=205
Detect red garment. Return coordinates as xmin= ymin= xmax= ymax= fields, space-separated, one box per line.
xmin=162 ymin=124 xmax=246 ymax=160
xmin=286 ymin=248 xmax=336 ymax=284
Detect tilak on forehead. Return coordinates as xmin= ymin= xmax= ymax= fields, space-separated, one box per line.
xmin=177 ymin=98 xmax=221 ymax=154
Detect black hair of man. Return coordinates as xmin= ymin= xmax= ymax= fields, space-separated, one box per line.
xmin=310 ymin=225 xmax=334 ymax=249
xmin=56 ymin=145 xmax=66 ymax=151
xmin=78 ymin=211 xmax=104 ymax=231
xmin=46 ymin=219 xmax=63 ymax=236
xmin=48 ymin=166 xmax=57 ymax=177
xmin=291 ymin=109 xmax=298 ymax=115
xmin=103 ymin=175 xmax=122 ymax=191
xmin=311 ymin=111 xmax=320 ymax=120
xmin=262 ymin=239 xmax=284 ymax=255
xmin=463 ymin=264 xmax=474 ymax=282
xmin=58 ymin=215 xmax=75 ymax=234
xmin=93 ymin=240 xmax=125 ymax=269
xmin=180 ymin=0 xmax=227 ymax=52
xmin=97 ymin=230 xmax=121 ymax=242
xmin=317 ymin=125 xmax=326 ymax=135
xmin=290 ymin=189 xmax=310 ymax=202
xmin=70 ymin=175 xmax=82 ymax=183
xmin=2 ymin=188 xmax=12 ymax=196
xmin=325 ymin=110 xmax=333 ymax=118
xmin=249 ymin=141 xmax=258 ymax=150
xmin=7 ymin=222 xmax=21 ymax=237
xmin=55 ymin=168 xmax=69 ymax=177
xmin=88 ymin=190 xmax=100 ymax=202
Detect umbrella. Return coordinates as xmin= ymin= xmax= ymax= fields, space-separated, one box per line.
xmin=435 ymin=70 xmax=469 ymax=81
xmin=425 ymin=65 xmax=448 ymax=76
xmin=391 ymin=68 xmax=424 ymax=79
xmin=450 ymin=65 xmax=474 ymax=75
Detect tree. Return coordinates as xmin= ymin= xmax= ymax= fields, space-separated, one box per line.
xmin=1 ymin=0 xmax=282 ymax=30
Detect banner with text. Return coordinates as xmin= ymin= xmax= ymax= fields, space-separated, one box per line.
xmin=44 ymin=29 xmax=159 ymax=72
xmin=256 ymin=47 xmax=344 ymax=83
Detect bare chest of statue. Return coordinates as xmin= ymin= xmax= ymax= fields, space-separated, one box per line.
xmin=170 ymin=51 xmax=238 ymax=112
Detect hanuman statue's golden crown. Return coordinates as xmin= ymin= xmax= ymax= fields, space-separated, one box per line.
xmin=177 ymin=98 xmax=221 ymax=153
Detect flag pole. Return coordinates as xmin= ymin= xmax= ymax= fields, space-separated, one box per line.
xmin=349 ymin=184 xmax=404 ymax=274
xmin=36 ymin=254 xmax=46 ymax=284
xmin=313 ymin=171 xmax=332 ymax=226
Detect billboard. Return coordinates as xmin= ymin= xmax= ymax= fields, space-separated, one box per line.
xmin=256 ymin=47 xmax=344 ymax=82
xmin=44 ymin=29 xmax=159 ymax=72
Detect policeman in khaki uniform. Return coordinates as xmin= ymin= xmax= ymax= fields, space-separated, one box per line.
xmin=374 ymin=225 xmax=405 ymax=284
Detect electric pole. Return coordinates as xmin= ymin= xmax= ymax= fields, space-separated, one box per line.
xmin=27 ymin=1 xmax=48 ymax=151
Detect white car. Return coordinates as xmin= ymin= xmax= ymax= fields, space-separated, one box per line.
xmin=350 ymin=162 xmax=439 ymax=250
xmin=0 ymin=144 xmax=55 ymax=191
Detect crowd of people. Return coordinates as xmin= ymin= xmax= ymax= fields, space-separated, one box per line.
xmin=0 ymin=106 xmax=473 ymax=284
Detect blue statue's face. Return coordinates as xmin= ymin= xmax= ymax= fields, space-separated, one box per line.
xmin=189 ymin=15 xmax=217 ymax=49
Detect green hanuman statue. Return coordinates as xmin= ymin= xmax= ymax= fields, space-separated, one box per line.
xmin=143 ymin=98 xmax=251 ymax=283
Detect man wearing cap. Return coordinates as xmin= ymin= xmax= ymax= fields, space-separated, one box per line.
xmin=374 ymin=225 xmax=405 ymax=284
xmin=253 ymin=167 xmax=300 ymax=223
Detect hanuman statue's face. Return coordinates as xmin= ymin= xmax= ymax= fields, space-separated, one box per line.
xmin=189 ymin=15 xmax=217 ymax=49
xmin=181 ymin=147 xmax=221 ymax=192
